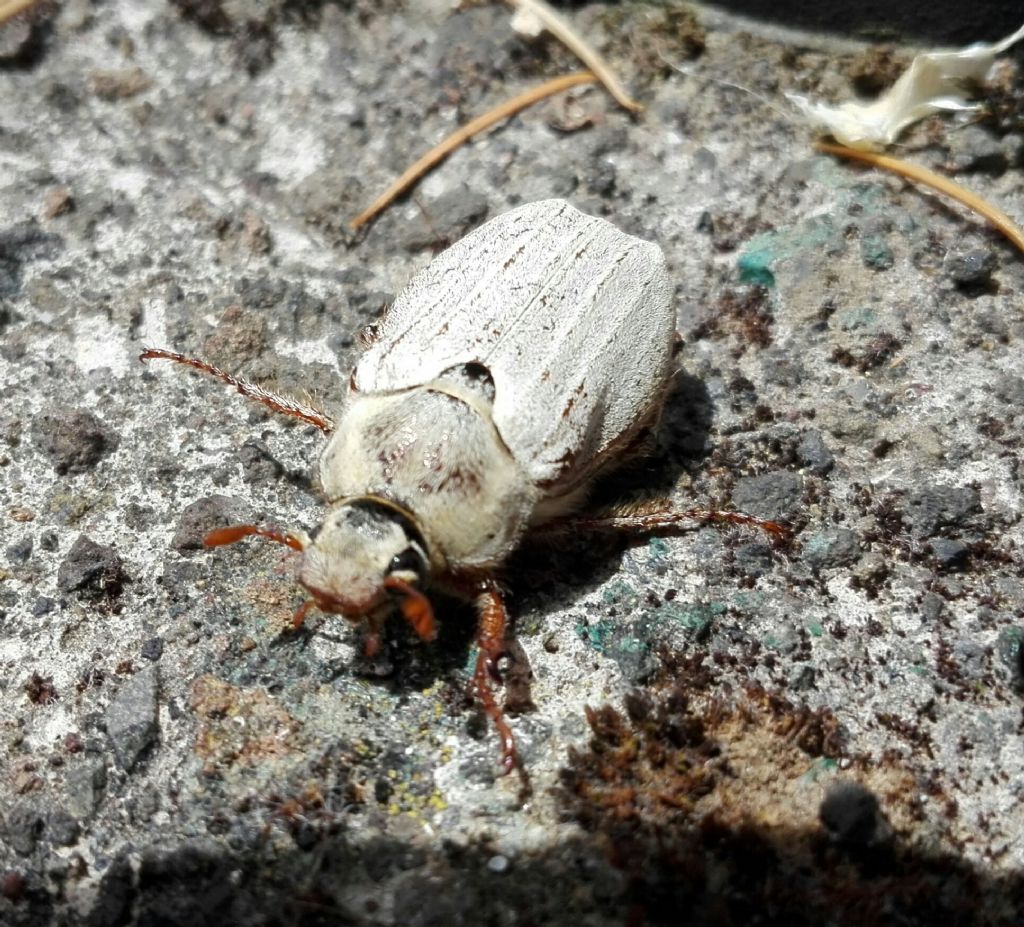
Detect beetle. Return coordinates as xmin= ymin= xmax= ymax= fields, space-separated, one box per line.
xmin=142 ymin=199 xmax=782 ymax=778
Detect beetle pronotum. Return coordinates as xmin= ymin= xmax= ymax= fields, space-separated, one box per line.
xmin=142 ymin=199 xmax=783 ymax=779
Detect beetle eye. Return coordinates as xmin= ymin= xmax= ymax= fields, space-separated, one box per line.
xmin=388 ymin=547 xmax=423 ymax=579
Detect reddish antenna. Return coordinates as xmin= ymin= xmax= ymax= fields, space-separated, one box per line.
xmin=204 ymin=524 xmax=306 ymax=552
xmin=141 ymin=348 xmax=335 ymax=434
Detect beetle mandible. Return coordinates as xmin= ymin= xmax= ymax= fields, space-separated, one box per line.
xmin=142 ymin=199 xmax=783 ymax=777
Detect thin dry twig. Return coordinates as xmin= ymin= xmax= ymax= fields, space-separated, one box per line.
xmin=815 ymin=140 xmax=1024 ymax=256
xmin=507 ymin=0 xmax=641 ymax=114
xmin=0 ymin=0 xmax=42 ymax=26
xmin=349 ymin=71 xmax=597 ymax=230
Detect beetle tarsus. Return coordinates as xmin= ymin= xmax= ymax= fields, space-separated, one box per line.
xmin=474 ymin=647 xmax=520 ymax=775
xmin=384 ymin=576 xmax=437 ymax=641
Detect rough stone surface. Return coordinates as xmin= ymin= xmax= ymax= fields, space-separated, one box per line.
xmin=1 ymin=804 xmax=46 ymax=857
xmin=903 ymin=485 xmax=982 ymax=538
xmin=731 ymin=470 xmax=804 ymax=520
xmin=944 ymin=247 xmax=997 ymax=287
xmin=104 ymin=666 xmax=160 ymax=771
xmin=171 ymin=495 xmax=254 ymax=552
xmin=56 ymin=535 xmax=127 ymax=600
xmin=795 ymin=429 xmax=835 ymax=475
xmin=30 ymin=409 xmax=116 ymax=475
xmin=236 ymin=437 xmax=285 ymax=485
xmin=63 ymin=759 xmax=108 ymax=820
xmin=801 ymin=528 xmax=861 ymax=571
xmin=2 ymin=3 xmax=1023 ymax=925
xmin=944 ymin=124 xmax=1009 ymax=175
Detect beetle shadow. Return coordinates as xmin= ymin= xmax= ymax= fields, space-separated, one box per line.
xmin=336 ymin=592 xmax=480 ymax=690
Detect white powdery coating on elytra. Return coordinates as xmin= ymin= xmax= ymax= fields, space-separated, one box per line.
xmin=354 ymin=199 xmax=675 ymax=489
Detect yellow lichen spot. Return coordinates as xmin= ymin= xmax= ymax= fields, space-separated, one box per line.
xmin=427 ymin=793 xmax=448 ymax=812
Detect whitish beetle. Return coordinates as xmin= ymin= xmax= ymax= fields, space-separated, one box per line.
xmin=142 ymin=199 xmax=782 ymax=777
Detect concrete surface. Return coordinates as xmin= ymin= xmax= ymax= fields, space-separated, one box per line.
xmin=1 ymin=1 xmax=1023 ymax=924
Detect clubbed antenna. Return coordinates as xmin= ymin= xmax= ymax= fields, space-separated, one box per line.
xmin=204 ymin=524 xmax=306 ymax=551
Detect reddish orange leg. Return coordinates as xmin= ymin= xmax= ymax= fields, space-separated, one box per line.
xmin=204 ymin=524 xmax=307 ymax=551
xmin=205 ymin=525 xmax=312 ymax=632
xmin=141 ymin=348 xmax=336 ymax=434
xmin=473 ymin=579 xmax=521 ymax=779
xmin=384 ymin=576 xmax=437 ymax=642
xmin=292 ymin=599 xmax=317 ymax=629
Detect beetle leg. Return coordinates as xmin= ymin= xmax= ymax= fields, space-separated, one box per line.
xmin=536 ymin=503 xmax=790 ymax=542
xmin=383 ymin=576 xmax=437 ymax=642
xmin=141 ymin=348 xmax=335 ymax=434
xmin=473 ymin=579 xmax=522 ymax=779
xmin=292 ymin=599 xmax=317 ymax=629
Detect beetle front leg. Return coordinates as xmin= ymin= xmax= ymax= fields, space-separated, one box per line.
xmin=472 ymin=579 xmax=523 ymax=780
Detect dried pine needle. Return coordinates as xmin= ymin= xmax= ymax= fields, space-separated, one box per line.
xmin=815 ymin=141 xmax=1024 ymax=255
xmin=507 ymin=0 xmax=642 ymax=114
xmin=349 ymin=71 xmax=597 ymax=230
xmin=0 ymin=0 xmax=42 ymax=26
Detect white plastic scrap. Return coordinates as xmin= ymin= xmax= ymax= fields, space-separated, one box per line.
xmin=510 ymin=4 xmax=544 ymax=38
xmin=787 ymin=22 xmax=1024 ymax=150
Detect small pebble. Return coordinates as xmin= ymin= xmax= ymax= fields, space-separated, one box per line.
xmin=487 ymin=854 xmax=510 ymax=874
xmin=929 ymin=538 xmax=970 ymax=571
xmin=943 ymin=248 xmax=995 ymax=287
xmin=944 ymin=125 xmax=1007 ymax=175
xmin=731 ymin=470 xmax=802 ymax=521
xmin=31 ymin=597 xmax=56 ymax=617
xmin=820 ymin=781 xmax=891 ymax=847
xmin=141 ymin=637 xmax=164 ymax=661
xmin=996 ymin=626 xmax=1024 ymax=691
xmin=57 ymin=535 xmax=126 ymax=600
xmin=6 ymin=537 xmax=32 ymax=564
xmin=31 ymin=410 xmax=116 ymax=475
xmin=796 ymin=431 xmax=834 ymax=475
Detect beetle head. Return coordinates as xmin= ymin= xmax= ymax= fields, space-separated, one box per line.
xmin=298 ymin=499 xmax=436 ymax=640
xmin=204 ymin=498 xmax=436 ymax=641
